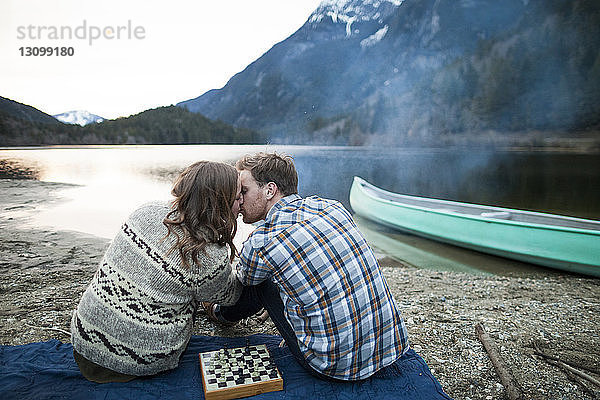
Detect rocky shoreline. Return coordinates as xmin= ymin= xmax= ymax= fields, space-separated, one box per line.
xmin=1 ymin=179 xmax=599 ymax=400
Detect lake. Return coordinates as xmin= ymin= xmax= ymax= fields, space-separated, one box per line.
xmin=1 ymin=144 xmax=599 ymax=275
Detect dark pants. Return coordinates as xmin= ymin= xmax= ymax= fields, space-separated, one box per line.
xmin=218 ymin=280 xmax=346 ymax=382
xmin=73 ymin=350 xmax=137 ymax=383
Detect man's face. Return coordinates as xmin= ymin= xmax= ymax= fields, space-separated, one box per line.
xmin=238 ymin=169 xmax=268 ymax=224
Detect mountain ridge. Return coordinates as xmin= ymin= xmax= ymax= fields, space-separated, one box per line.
xmin=0 ymin=97 xmax=264 ymax=146
xmin=0 ymin=96 xmax=60 ymax=125
xmin=178 ymin=0 xmax=600 ymax=145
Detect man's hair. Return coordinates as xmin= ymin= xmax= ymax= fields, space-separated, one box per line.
xmin=236 ymin=152 xmax=298 ymax=196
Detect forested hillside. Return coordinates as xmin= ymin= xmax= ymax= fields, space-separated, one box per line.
xmin=0 ymin=100 xmax=264 ymax=146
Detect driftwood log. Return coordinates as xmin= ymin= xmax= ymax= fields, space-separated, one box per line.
xmin=534 ymin=344 xmax=600 ymax=389
xmin=257 ymin=309 xmax=270 ymax=323
xmin=475 ymin=323 xmax=522 ymax=400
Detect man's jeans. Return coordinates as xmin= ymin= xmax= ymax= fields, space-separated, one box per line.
xmin=217 ymin=280 xmax=346 ymax=382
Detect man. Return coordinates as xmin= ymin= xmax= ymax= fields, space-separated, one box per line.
xmin=206 ymin=152 xmax=409 ymax=381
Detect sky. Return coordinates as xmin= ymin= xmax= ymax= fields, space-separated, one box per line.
xmin=0 ymin=0 xmax=324 ymax=119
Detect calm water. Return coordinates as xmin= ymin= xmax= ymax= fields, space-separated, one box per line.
xmin=1 ymin=145 xmax=599 ymax=274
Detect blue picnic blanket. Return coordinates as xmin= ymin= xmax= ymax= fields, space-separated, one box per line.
xmin=0 ymin=334 xmax=452 ymax=400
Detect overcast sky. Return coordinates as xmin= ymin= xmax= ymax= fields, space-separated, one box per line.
xmin=0 ymin=0 xmax=323 ymax=119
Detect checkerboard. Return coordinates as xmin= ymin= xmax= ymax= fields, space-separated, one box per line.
xmin=198 ymin=344 xmax=283 ymax=400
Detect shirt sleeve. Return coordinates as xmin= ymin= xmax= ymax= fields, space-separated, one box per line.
xmin=235 ymin=237 xmax=272 ymax=286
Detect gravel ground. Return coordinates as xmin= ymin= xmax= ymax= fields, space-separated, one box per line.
xmin=1 ymin=179 xmax=599 ymax=400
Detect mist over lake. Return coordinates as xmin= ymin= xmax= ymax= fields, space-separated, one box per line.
xmin=1 ymin=145 xmax=598 ymax=270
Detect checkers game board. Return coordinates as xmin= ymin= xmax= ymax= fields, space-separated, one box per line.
xmin=198 ymin=344 xmax=283 ymax=400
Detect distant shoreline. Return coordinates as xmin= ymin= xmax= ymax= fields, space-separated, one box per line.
xmin=1 ymin=133 xmax=599 ymax=154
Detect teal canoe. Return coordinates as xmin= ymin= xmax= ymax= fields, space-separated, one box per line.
xmin=350 ymin=177 xmax=600 ymax=277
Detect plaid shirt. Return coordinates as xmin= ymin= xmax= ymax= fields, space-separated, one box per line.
xmin=236 ymin=194 xmax=409 ymax=380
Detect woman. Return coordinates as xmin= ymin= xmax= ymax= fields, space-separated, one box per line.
xmin=70 ymin=161 xmax=242 ymax=383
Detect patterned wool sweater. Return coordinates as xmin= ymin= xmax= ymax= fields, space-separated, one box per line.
xmin=71 ymin=201 xmax=241 ymax=376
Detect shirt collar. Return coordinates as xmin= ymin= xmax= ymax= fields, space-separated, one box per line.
xmin=265 ymin=193 xmax=301 ymax=221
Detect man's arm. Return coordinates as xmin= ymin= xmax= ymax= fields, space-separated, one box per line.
xmin=235 ymin=241 xmax=272 ymax=286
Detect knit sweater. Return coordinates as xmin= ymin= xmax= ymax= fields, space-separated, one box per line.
xmin=71 ymin=201 xmax=241 ymax=376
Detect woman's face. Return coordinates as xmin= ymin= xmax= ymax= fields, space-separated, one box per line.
xmin=231 ymin=178 xmax=243 ymax=216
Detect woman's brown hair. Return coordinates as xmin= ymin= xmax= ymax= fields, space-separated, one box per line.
xmin=163 ymin=161 xmax=238 ymax=266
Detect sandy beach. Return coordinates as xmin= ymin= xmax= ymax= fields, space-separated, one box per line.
xmin=1 ymin=178 xmax=599 ymax=400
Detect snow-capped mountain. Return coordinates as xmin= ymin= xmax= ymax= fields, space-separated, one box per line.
xmin=178 ymin=0 xmax=406 ymax=139
xmin=303 ymin=0 xmax=402 ymax=42
xmin=53 ymin=110 xmax=104 ymax=126
xmin=178 ymin=0 xmax=600 ymax=145
xmin=309 ymin=0 xmax=403 ymax=27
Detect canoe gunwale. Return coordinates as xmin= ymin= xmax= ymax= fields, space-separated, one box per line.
xmin=356 ymin=211 xmax=597 ymax=272
xmin=353 ymin=177 xmax=600 ymax=236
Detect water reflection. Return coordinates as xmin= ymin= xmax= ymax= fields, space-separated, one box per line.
xmin=0 ymin=145 xmax=287 ymax=243
xmin=354 ymin=215 xmax=557 ymax=277
xmin=1 ymin=145 xmax=598 ymax=274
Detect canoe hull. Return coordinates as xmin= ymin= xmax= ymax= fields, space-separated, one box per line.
xmin=350 ymin=177 xmax=600 ymax=277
